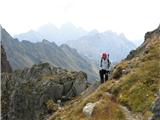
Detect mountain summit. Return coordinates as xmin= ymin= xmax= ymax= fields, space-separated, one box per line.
xmin=14 ymin=23 xmax=88 ymax=44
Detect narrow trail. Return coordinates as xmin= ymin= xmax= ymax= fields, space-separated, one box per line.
xmin=119 ymin=105 xmax=142 ymax=120
xmin=104 ymin=92 xmax=142 ymax=120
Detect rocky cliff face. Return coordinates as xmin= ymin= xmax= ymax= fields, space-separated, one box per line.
xmin=1 ymin=62 xmax=87 ymax=120
xmin=1 ymin=45 xmax=12 ymax=73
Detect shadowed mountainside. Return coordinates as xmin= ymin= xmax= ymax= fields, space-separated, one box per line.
xmin=1 ymin=26 xmax=98 ymax=81
xmin=1 ymin=45 xmax=12 ymax=73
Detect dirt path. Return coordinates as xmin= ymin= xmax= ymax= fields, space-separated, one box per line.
xmin=104 ymin=92 xmax=142 ymax=120
xmin=119 ymin=105 xmax=143 ymax=120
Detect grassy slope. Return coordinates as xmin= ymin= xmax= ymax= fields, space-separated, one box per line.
xmin=48 ymin=28 xmax=160 ymax=120
xmin=110 ymin=34 xmax=160 ymax=119
xmin=48 ymin=81 xmax=125 ymax=120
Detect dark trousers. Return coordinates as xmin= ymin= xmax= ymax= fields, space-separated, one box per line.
xmin=99 ymin=69 xmax=109 ymax=83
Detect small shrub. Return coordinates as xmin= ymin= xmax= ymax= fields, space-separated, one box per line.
xmin=46 ymin=99 xmax=58 ymax=112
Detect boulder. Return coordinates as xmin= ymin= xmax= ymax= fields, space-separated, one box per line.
xmin=83 ymin=102 xmax=96 ymax=117
xmin=1 ymin=63 xmax=87 ymax=120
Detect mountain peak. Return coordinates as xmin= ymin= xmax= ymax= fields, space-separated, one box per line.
xmin=88 ymin=29 xmax=99 ymax=36
xmin=27 ymin=29 xmax=36 ymax=33
xmin=60 ymin=22 xmax=76 ymax=31
xmin=38 ymin=23 xmax=58 ymax=32
xmin=42 ymin=39 xmax=50 ymax=44
xmin=61 ymin=22 xmax=75 ymax=27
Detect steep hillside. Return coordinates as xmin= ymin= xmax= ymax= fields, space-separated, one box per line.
xmin=66 ymin=31 xmax=136 ymax=62
xmin=1 ymin=27 xmax=98 ymax=81
xmin=110 ymin=25 xmax=160 ymax=119
xmin=60 ymin=44 xmax=98 ymax=80
xmin=48 ymin=26 xmax=160 ymax=120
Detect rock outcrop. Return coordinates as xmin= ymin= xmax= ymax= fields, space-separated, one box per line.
xmin=126 ymin=24 xmax=160 ymax=60
xmin=1 ymin=62 xmax=87 ymax=120
xmin=151 ymin=91 xmax=160 ymax=120
xmin=1 ymin=45 xmax=12 ymax=73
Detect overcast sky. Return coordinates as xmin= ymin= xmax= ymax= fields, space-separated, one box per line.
xmin=0 ymin=0 xmax=160 ymax=41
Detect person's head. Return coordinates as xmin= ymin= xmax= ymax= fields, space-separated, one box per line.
xmin=102 ymin=53 xmax=107 ymax=60
xmin=101 ymin=52 xmax=109 ymax=60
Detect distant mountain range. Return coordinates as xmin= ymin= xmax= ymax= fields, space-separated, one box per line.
xmin=14 ymin=23 xmax=88 ymax=44
xmin=14 ymin=23 xmax=136 ymax=62
xmin=1 ymin=26 xmax=98 ymax=81
xmin=66 ymin=31 xmax=136 ymax=62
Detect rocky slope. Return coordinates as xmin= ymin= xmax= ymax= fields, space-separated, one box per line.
xmin=1 ymin=26 xmax=98 ymax=81
xmin=48 ymin=26 xmax=160 ymax=120
xmin=1 ymin=61 xmax=87 ymax=120
xmin=1 ymin=45 xmax=12 ymax=73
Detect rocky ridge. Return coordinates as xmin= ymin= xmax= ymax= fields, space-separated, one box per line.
xmin=1 ymin=60 xmax=87 ymax=120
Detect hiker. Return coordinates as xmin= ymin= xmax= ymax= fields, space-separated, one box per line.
xmin=99 ymin=52 xmax=111 ymax=83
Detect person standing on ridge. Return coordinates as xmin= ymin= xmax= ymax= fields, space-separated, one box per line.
xmin=99 ymin=52 xmax=111 ymax=83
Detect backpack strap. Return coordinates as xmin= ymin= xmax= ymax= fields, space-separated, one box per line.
xmin=100 ymin=58 xmax=103 ymax=67
xmin=107 ymin=59 xmax=111 ymax=68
